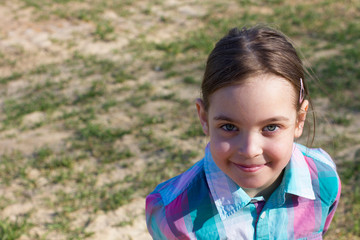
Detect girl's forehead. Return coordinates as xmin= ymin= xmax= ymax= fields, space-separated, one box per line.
xmin=208 ymin=75 xmax=298 ymax=120
xmin=212 ymin=74 xmax=296 ymax=100
xmin=239 ymin=74 xmax=294 ymax=88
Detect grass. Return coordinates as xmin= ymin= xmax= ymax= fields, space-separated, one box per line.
xmin=94 ymin=20 xmax=115 ymax=41
xmin=328 ymin=114 xmax=352 ymax=127
xmin=72 ymin=123 xmax=133 ymax=164
xmin=0 ymin=0 xmax=359 ymax=239
xmin=0 ymin=72 xmax=22 ymax=84
xmin=183 ymin=76 xmax=198 ymax=85
xmin=137 ymin=113 xmax=164 ymax=126
xmin=100 ymin=188 xmax=135 ymax=212
xmin=181 ymin=124 xmax=205 ymax=139
xmin=111 ymin=69 xmax=134 ymax=83
xmin=0 ymin=152 xmax=27 ymax=186
xmin=336 ymin=151 xmax=360 ymax=237
xmin=73 ymin=81 xmax=106 ymax=104
xmin=3 ymin=90 xmax=65 ymax=126
xmin=0 ymin=216 xmax=32 ymax=240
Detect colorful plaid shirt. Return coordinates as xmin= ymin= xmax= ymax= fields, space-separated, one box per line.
xmin=146 ymin=143 xmax=341 ymax=239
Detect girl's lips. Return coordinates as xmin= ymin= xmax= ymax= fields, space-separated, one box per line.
xmin=233 ymin=163 xmax=266 ymax=173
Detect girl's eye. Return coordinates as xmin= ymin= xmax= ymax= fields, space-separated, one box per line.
xmin=221 ymin=124 xmax=238 ymax=131
xmin=263 ymin=125 xmax=279 ymax=132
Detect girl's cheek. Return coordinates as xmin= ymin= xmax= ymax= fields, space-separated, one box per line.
xmin=210 ymin=137 xmax=232 ymax=155
xmin=264 ymin=137 xmax=293 ymax=161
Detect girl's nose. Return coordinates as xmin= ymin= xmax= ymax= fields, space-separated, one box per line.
xmin=237 ymin=132 xmax=263 ymax=159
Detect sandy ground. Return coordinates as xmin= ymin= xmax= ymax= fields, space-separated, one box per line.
xmin=0 ymin=0 xmax=359 ymax=239
xmin=0 ymin=0 xmax=209 ymax=238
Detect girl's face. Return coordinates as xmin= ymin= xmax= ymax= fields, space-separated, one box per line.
xmin=197 ymin=74 xmax=308 ymax=198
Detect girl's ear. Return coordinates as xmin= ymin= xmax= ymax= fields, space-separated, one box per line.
xmin=295 ymin=99 xmax=309 ymax=138
xmin=196 ymin=98 xmax=209 ymax=136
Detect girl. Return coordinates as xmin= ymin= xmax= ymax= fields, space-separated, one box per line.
xmin=146 ymin=26 xmax=341 ymax=239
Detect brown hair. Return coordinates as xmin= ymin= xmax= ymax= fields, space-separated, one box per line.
xmin=201 ymin=25 xmax=315 ymax=142
xmin=202 ymin=26 xmax=309 ymax=110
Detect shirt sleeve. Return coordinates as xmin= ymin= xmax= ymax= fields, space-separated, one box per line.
xmin=323 ymin=173 xmax=342 ymax=234
xmin=146 ymin=192 xmax=174 ymax=240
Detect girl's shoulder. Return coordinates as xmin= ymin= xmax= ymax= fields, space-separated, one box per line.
xmin=295 ymin=143 xmax=341 ymax=203
xmin=146 ymin=158 xmax=216 ymax=239
xmin=295 ymin=143 xmax=337 ymax=170
xmin=147 ymin=158 xmax=207 ymax=207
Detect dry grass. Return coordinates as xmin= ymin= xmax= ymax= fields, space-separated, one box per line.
xmin=0 ymin=0 xmax=359 ymax=239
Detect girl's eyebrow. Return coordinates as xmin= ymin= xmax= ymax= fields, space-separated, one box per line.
xmin=259 ymin=116 xmax=290 ymax=124
xmin=213 ymin=115 xmax=235 ymax=122
xmin=213 ymin=115 xmax=290 ymax=123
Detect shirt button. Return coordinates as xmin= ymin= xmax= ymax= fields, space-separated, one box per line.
xmin=260 ymin=212 xmax=266 ymax=219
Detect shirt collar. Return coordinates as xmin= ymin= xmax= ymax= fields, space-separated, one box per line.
xmin=204 ymin=143 xmax=315 ymax=221
xmin=280 ymin=143 xmax=316 ymax=201
xmin=204 ymin=144 xmax=251 ymax=220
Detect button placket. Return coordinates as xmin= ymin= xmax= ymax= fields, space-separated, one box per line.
xmin=256 ymin=209 xmax=270 ymax=239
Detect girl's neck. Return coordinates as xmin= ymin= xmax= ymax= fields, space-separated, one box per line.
xmin=244 ymin=170 xmax=285 ymax=200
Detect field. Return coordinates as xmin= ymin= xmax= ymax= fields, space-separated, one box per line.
xmin=0 ymin=0 xmax=359 ymax=239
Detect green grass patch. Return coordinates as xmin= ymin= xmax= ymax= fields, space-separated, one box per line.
xmin=94 ymin=20 xmax=116 ymax=41
xmin=32 ymin=146 xmax=53 ymax=168
xmin=73 ymin=81 xmax=106 ymax=104
xmin=0 ymin=216 xmax=32 ymax=240
xmin=72 ymin=123 xmax=133 ymax=163
xmin=100 ymin=188 xmax=135 ymax=211
xmin=180 ymin=124 xmax=204 ymax=139
xmin=328 ymin=114 xmax=352 ymax=127
xmin=183 ymin=76 xmax=198 ymax=84
xmin=71 ymin=53 xmax=117 ymax=76
xmin=77 ymin=123 xmax=130 ymax=142
xmin=150 ymin=93 xmax=176 ymax=101
xmin=114 ymin=219 xmax=134 ymax=227
xmin=111 ymin=69 xmax=134 ymax=83
xmin=0 ymin=72 xmax=22 ymax=84
xmin=44 ymin=210 xmax=94 ymax=238
xmin=138 ymin=113 xmax=164 ymax=126
xmin=52 ymin=181 xmax=135 ymax=214
xmin=44 ymin=156 xmax=74 ymax=170
xmin=138 ymin=128 xmax=172 ymax=152
xmin=126 ymin=95 xmax=147 ymax=108
xmin=338 ymin=149 xmax=360 ymax=185
xmin=3 ymin=88 xmax=66 ymax=126
xmin=134 ymin=147 xmax=199 ymax=194
xmin=68 ymin=53 xmax=135 ymax=84
xmin=102 ymin=99 xmax=117 ymax=111
xmin=49 ymin=169 xmax=70 ymax=184
xmin=0 ymin=152 xmax=27 ymax=185
xmin=310 ymin=45 xmax=360 ymax=109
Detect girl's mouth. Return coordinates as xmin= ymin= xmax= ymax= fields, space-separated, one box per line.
xmin=233 ymin=163 xmax=266 ymax=173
